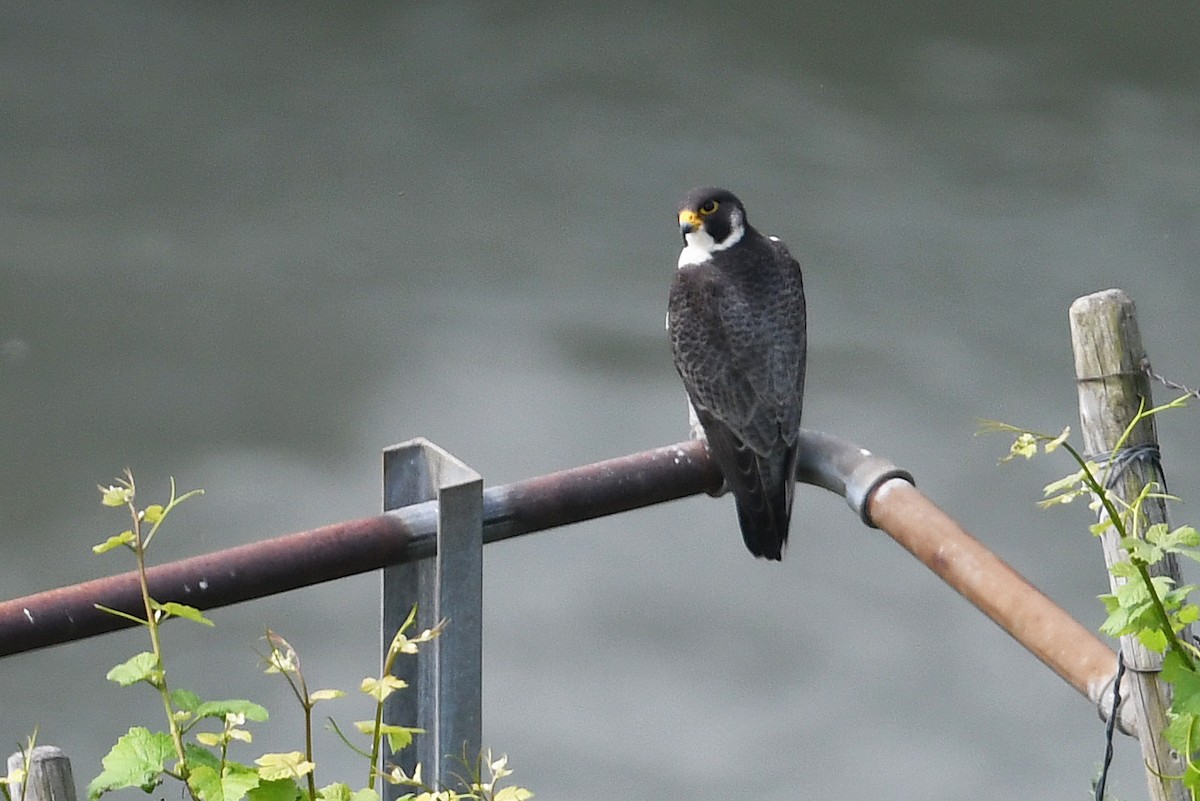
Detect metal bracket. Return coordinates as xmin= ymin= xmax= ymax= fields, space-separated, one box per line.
xmin=382 ymin=438 xmax=483 ymax=795
xmin=793 ymin=429 xmax=915 ymax=527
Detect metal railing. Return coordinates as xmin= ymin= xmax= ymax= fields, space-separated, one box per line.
xmin=2 ymin=289 xmax=1173 ymax=796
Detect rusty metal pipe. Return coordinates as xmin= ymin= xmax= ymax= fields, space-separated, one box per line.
xmin=0 ymin=440 xmax=721 ymax=657
xmin=867 ymin=479 xmax=1131 ymax=734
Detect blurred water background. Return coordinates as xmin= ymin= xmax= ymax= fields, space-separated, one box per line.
xmin=3 ymin=3 xmax=1200 ymax=799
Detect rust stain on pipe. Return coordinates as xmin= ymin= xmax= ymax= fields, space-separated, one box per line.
xmin=0 ymin=515 xmax=416 ymax=657
xmin=0 ymin=442 xmax=721 ymax=657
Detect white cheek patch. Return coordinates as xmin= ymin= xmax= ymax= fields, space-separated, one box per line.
xmin=678 ymin=235 xmax=714 ymax=268
xmin=677 ymin=209 xmax=746 ymax=268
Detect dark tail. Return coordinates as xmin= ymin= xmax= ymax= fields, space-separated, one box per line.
xmin=693 ymin=409 xmax=798 ymax=560
xmin=732 ymin=452 xmax=795 ymax=560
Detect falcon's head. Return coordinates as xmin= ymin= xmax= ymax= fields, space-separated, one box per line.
xmin=677 ymin=187 xmax=747 ymax=255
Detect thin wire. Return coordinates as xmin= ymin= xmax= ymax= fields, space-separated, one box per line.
xmin=1095 ymin=651 xmax=1126 ymax=801
xmin=1141 ymin=359 xmax=1200 ymax=401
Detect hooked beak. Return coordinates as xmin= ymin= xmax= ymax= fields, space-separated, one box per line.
xmin=678 ymin=209 xmax=702 ymax=238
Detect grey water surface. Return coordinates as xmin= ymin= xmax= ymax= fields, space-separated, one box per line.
xmin=3 ymin=3 xmax=1200 ymax=799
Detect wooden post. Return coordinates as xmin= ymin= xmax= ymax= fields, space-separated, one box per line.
xmin=1070 ymin=289 xmax=1187 ymax=801
xmin=6 ymin=747 xmax=76 ymax=801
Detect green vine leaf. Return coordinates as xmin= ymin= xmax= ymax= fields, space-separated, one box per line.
xmin=194 ymin=699 xmax=269 ymax=723
xmin=255 ymin=753 xmax=315 ymax=782
xmin=1139 ymin=627 xmax=1168 ymax=652
xmin=172 ymin=688 xmax=204 ymax=713
xmin=246 ymin=779 xmax=302 ymax=801
xmin=1119 ymin=536 xmax=1164 ymax=565
xmin=187 ymin=763 xmax=261 ymax=801
xmin=317 ymin=783 xmax=351 ymax=801
xmin=106 ymin=652 xmax=161 ymax=687
xmin=376 ymin=723 xmax=422 ymax=754
xmin=151 ymin=600 xmax=215 ymax=627
xmin=93 ymin=531 xmax=136 ymax=554
xmin=360 ymin=676 xmax=407 ymax=702
xmin=87 ymin=727 xmax=175 ymax=799
xmin=184 ymin=745 xmax=221 ymax=772
xmin=99 ymin=484 xmax=134 ymax=507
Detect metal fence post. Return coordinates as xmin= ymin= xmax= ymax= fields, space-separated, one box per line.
xmin=382 ymin=438 xmax=483 ymax=796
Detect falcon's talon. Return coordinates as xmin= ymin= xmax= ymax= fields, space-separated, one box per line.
xmin=706 ymin=478 xmax=731 ymax=499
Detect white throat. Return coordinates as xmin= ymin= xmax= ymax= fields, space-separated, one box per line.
xmin=677 ymin=213 xmax=745 ymax=268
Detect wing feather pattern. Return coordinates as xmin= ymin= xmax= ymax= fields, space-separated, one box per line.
xmin=668 ymin=237 xmax=806 ymax=560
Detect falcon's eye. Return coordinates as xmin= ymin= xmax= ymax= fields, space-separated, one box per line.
xmin=698 ymin=200 xmax=719 ymax=215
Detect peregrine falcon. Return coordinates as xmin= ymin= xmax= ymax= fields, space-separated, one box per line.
xmin=667 ymin=187 xmax=807 ymax=560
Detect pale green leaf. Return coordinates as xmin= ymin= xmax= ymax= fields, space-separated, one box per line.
xmin=187 ymin=763 xmax=260 ymax=801
xmin=1036 ymin=493 xmax=1079 ymax=509
xmin=254 ymin=753 xmax=314 ymax=782
xmin=184 ymin=744 xmax=221 ymax=772
xmin=1160 ymin=525 xmax=1200 ymax=551
xmin=1184 ymin=760 xmax=1200 ymax=794
xmin=310 ymin=689 xmax=345 ymax=703
xmin=493 ymin=788 xmax=533 ymax=801
xmin=93 ymin=530 xmax=136 ymax=554
xmin=1043 ymin=426 xmax=1070 ymax=453
xmin=1119 ymin=536 xmax=1163 ymax=565
xmin=151 ymin=601 xmax=215 ymax=626
xmin=377 ymin=723 xmax=422 ymax=753
xmin=317 ymin=783 xmax=351 ymax=801
xmin=1042 ymin=470 xmax=1085 ymax=498
xmin=106 ymin=652 xmax=160 ymax=687
xmin=1108 ymin=561 xmax=1140 ymax=579
xmin=360 ymin=675 xmax=407 ymax=701
xmin=1005 ymin=433 xmax=1038 ymax=462
xmin=99 ymin=485 xmax=134 ymax=507
xmin=172 ymin=688 xmax=204 ymax=713
xmin=194 ymin=699 xmax=269 ymax=722
xmin=263 ymin=632 xmax=298 ymax=674
xmin=86 ymin=727 xmax=174 ymax=799
xmin=1138 ymin=627 xmax=1168 ymax=652
xmin=1144 ymin=523 xmax=1170 ymax=543
xmin=246 ymin=779 xmax=301 ymax=801
xmin=1165 ymin=711 xmax=1200 ymax=754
